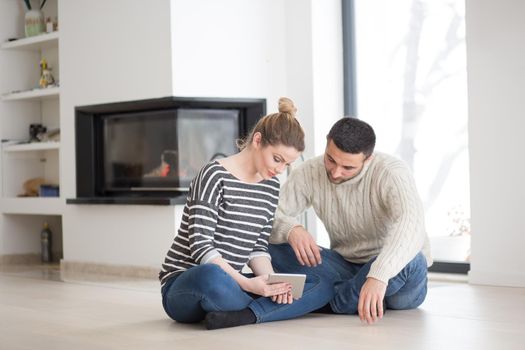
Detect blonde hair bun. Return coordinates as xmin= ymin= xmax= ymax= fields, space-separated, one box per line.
xmin=278 ymin=97 xmax=297 ymax=117
xmin=237 ymin=96 xmax=305 ymax=152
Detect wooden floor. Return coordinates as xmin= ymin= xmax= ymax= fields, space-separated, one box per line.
xmin=0 ymin=265 xmax=524 ymax=350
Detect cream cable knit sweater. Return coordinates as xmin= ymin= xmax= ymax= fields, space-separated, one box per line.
xmin=270 ymin=152 xmax=432 ymax=284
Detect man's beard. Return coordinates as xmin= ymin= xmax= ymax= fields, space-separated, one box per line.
xmin=326 ymin=171 xmax=350 ymax=184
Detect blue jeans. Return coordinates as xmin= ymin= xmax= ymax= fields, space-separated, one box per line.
xmin=161 ymin=264 xmax=333 ymax=323
xmin=269 ymin=244 xmax=428 ymax=314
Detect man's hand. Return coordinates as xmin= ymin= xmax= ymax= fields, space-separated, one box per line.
xmin=288 ymin=226 xmax=322 ymax=267
xmin=358 ymin=277 xmax=387 ymax=324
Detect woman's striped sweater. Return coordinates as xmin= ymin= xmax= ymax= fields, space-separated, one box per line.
xmin=159 ymin=161 xmax=280 ymax=286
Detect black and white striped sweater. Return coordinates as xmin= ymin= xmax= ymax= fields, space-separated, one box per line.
xmin=159 ymin=161 xmax=280 ymax=286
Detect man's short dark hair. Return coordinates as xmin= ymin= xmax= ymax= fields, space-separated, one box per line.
xmin=327 ymin=117 xmax=376 ymax=157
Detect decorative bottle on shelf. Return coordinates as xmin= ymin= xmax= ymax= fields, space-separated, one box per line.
xmin=24 ymin=9 xmax=45 ymax=37
xmin=40 ymin=222 xmax=52 ymax=263
xmin=46 ymin=17 xmax=53 ymax=33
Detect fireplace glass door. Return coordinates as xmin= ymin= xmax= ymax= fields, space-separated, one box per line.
xmin=102 ymin=108 xmax=239 ymax=193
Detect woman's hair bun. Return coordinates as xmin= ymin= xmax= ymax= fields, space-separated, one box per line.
xmin=278 ymin=97 xmax=297 ymax=117
xmin=237 ymin=96 xmax=304 ymax=151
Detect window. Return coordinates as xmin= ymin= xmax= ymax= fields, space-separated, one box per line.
xmin=344 ymin=0 xmax=470 ymax=270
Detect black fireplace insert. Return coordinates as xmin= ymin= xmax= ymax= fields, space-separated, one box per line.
xmin=67 ymin=97 xmax=266 ymax=205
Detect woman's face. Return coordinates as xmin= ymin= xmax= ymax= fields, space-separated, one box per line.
xmin=252 ymin=133 xmax=301 ymax=180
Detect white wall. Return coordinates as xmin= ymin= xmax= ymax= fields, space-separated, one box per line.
xmin=466 ymin=0 xmax=525 ymax=287
xmin=171 ymin=0 xmax=343 ymax=157
xmin=170 ymin=0 xmax=287 ymax=104
xmin=311 ymin=0 xmax=344 ymax=155
xmin=60 ymin=0 xmax=177 ymax=268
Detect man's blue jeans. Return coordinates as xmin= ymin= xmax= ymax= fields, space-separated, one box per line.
xmin=161 ymin=264 xmax=333 ymax=323
xmin=269 ymin=244 xmax=428 ymax=314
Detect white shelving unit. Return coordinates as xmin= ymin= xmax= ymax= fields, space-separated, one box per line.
xmin=0 ymin=197 xmax=64 ymax=215
xmin=0 ymin=4 xmax=61 ymax=213
xmin=0 ymin=0 xmax=63 ymax=264
xmin=3 ymin=142 xmax=60 ymax=152
xmin=0 ymin=31 xmax=59 ymax=51
xmin=1 ymin=86 xmax=60 ymax=102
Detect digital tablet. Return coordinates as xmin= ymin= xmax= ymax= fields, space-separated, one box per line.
xmin=268 ymin=273 xmax=307 ymax=299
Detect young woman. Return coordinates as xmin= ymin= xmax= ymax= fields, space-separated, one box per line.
xmin=159 ymin=97 xmax=333 ymax=330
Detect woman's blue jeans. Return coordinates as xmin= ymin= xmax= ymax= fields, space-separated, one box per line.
xmin=161 ymin=264 xmax=334 ymax=324
xmin=269 ymin=244 xmax=428 ymax=314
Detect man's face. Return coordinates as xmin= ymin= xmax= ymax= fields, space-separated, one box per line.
xmin=324 ymin=139 xmax=368 ymax=184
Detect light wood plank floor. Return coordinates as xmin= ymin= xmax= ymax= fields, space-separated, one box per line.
xmin=0 ymin=266 xmax=524 ymax=350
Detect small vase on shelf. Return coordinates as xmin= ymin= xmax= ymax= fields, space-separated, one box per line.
xmin=25 ymin=9 xmax=45 ymax=37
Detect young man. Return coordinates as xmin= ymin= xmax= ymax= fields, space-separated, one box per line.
xmin=269 ymin=117 xmax=432 ymax=325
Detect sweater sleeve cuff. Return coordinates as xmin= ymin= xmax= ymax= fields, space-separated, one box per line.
xmin=270 ymin=221 xmax=301 ymax=244
xmin=366 ymin=263 xmax=392 ymax=284
xmin=200 ymin=250 xmax=221 ymax=265
xmin=286 ymin=224 xmax=305 ymax=240
xmin=248 ymin=252 xmax=272 ymax=261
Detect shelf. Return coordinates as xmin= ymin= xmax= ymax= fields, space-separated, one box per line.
xmin=1 ymin=197 xmax=64 ymax=215
xmin=3 ymin=142 xmax=60 ymax=152
xmin=1 ymin=87 xmax=60 ymax=102
xmin=0 ymin=32 xmax=59 ymax=51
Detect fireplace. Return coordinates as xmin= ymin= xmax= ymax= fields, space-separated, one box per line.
xmin=67 ymin=97 xmax=266 ymax=205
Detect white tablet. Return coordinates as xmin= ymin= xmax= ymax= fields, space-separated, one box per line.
xmin=268 ymin=273 xmax=307 ymax=299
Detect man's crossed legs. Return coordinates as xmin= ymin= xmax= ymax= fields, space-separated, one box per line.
xmin=269 ymin=244 xmax=428 ymax=314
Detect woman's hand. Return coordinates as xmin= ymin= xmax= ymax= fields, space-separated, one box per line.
xmin=271 ymin=290 xmax=294 ymax=304
xmin=242 ymin=275 xmax=291 ymax=297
